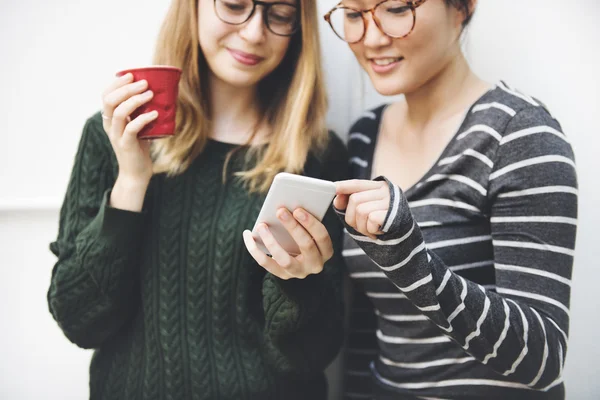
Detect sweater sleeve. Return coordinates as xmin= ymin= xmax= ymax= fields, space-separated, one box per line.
xmin=334 ymin=106 xmax=577 ymax=390
xmin=262 ymin=131 xmax=348 ymax=373
xmin=47 ymin=113 xmax=146 ymax=349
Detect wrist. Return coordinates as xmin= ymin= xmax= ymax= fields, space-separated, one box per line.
xmin=116 ymin=174 xmax=150 ymax=190
xmin=110 ymin=175 xmax=150 ymax=212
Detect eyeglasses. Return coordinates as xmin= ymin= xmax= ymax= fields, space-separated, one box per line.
xmin=324 ymin=0 xmax=428 ymax=43
xmin=214 ymin=0 xmax=300 ymax=37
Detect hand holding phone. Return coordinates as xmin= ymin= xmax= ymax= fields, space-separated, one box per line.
xmin=251 ymin=173 xmax=336 ymax=255
xmin=242 ymin=173 xmax=336 ymax=280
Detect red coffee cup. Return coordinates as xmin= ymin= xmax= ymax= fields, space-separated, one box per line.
xmin=115 ymin=66 xmax=182 ymax=139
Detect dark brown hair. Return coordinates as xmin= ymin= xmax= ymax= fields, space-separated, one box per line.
xmin=446 ymin=0 xmax=474 ymax=27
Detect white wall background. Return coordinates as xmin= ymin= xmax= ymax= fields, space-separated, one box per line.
xmin=1 ymin=0 xmax=599 ymax=399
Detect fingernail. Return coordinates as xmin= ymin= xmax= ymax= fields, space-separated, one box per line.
xmin=151 ymin=111 xmax=158 ymax=117
xmin=278 ymin=210 xmax=290 ymax=221
xmin=296 ymin=210 xmax=307 ymax=221
xmin=137 ymin=80 xmax=147 ymax=87
xmin=259 ymin=225 xmax=268 ymax=234
xmin=143 ymin=90 xmax=153 ymax=98
xmin=122 ymin=73 xmax=133 ymax=80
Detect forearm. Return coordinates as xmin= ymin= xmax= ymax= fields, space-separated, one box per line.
xmin=48 ymin=190 xmax=145 ymax=348
xmin=335 ymin=179 xmax=570 ymax=389
xmin=262 ymin=266 xmax=344 ymax=373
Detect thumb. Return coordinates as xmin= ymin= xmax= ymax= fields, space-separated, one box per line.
xmin=333 ymin=194 xmax=349 ymax=211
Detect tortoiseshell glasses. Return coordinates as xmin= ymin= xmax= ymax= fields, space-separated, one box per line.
xmin=324 ymin=0 xmax=428 ymax=43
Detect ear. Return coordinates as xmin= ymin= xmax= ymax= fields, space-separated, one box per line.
xmin=463 ymin=0 xmax=477 ymax=25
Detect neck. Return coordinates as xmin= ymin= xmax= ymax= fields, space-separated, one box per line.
xmin=208 ymin=74 xmax=262 ymax=143
xmin=404 ymin=51 xmax=488 ymax=129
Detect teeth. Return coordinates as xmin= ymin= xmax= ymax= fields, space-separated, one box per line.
xmin=373 ymin=58 xmax=400 ymax=66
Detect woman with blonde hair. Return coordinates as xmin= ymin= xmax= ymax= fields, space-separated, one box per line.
xmin=47 ymin=1 xmax=347 ymax=399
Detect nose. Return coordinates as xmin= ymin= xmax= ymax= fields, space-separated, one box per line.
xmin=239 ymin=6 xmax=267 ymax=44
xmin=362 ymin=12 xmax=392 ymax=48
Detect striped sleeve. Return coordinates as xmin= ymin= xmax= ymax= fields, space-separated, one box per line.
xmin=335 ymin=105 xmax=577 ymax=390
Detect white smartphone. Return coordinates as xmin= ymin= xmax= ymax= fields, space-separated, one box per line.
xmin=252 ymin=172 xmax=337 ymax=256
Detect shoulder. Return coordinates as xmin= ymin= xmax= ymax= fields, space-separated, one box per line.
xmin=480 ymin=84 xmax=577 ymax=188
xmin=465 ymin=82 xmax=572 ymax=158
xmin=470 ymin=81 xmax=563 ymax=136
xmin=492 ymin=83 xmax=571 ymax=153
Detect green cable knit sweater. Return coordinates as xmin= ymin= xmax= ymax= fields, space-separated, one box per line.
xmin=47 ymin=113 xmax=348 ymax=400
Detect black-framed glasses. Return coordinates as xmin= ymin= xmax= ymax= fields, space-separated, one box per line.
xmin=324 ymin=0 xmax=428 ymax=43
xmin=214 ymin=0 xmax=300 ymax=37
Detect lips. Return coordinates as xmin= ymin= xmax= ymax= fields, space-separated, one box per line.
xmin=369 ymin=56 xmax=404 ymax=74
xmin=228 ymin=48 xmax=265 ymax=66
xmin=372 ymin=57 xmax=402 ymax=66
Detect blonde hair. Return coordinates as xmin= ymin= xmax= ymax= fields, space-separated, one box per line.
xmin=151 ymin=0 xmax=329 ymax=193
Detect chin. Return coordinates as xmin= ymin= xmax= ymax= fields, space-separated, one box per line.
xmin=368 ymin=70 xmax=426 ymax=97
xmin=368 ymin=75 xmax=406 ymax=97
xmin=217 ymin=68 xmax=266 ymax=89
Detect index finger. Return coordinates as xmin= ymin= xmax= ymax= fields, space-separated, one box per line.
xmin=335 ymin=179 xmax=383 ymax=195
xmin=288 ymin=208 xmax=334 ymax=261
xmin=102 ymin=73 xmax=134 ymax=98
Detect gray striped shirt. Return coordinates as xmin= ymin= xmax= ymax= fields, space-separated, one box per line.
xmin=336 ymin=82 xmax=577 ymax=400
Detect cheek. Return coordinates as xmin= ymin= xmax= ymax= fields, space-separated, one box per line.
xmin=198 ymin=12 xmax=232 ymax=54
xmin=408 ymin=13 xmax=458 ymax=60
xmin=270 ymin=39 xmax=291 ymax=65
xmin=349 ymin=43 xmax=366 ymax=65
xmin=400 ymin=22 xmax=457 ymax=78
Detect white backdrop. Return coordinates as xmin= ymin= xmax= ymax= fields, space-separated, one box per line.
xmin=1 ymin=0 xmax=599 ymax=399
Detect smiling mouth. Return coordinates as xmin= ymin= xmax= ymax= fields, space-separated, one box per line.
xmin=371 ymin=57 xmax=403 ymax=66
xmin=228 ymin=48 xmax=265 ymax=66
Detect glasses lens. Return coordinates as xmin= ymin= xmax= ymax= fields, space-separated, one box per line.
xmin=329 ymin=7 xmax=365 ymax=43
xmin=267 ymin=4 xmax=298 ymax=35
xmin=215 ymin=0 xmax=253 ymax=24
xmin=375 ymin=0 xmax=414 ymax=38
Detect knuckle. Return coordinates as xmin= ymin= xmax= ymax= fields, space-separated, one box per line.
xmin=122 ymin=126 xmax=134 ymax=137
xmin=278 ymin=256 xmax=293 ymax=269
xmin=356 ymin=204 xmax=367 ymax=217
xmin=135 ymin=92 xmax=148 ymax=105
xmin=102 ymin=95 xmax=111 ymax=107
xmin=124 ymin=119 xmax=138 ymax=132
xmin=113 ymin=108 xmax=128 ymax=121
xmin=314 ymin=233 xmax=329 ymax=244
xmin=262 ymin=235 xmax=276 ymax=247
xmin=102 ymin=90 xmax=113 ymax=102
xmin=348 ymin=194 xmax=357 ymax=207
xmin=255 ymin=255 xmax=269 ymax=267
xmin=300 ymin=238 xmax=316 ymax=251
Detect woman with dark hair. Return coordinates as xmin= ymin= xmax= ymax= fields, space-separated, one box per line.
xmin=324 ymin=1 xmax=576 ymax=399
